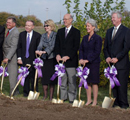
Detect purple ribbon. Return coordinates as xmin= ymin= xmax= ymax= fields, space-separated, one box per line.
xmin=50 ymin=63 xmax=65 ymax=86
xmin=0 ymin=66 xmax=9 ymax=77
xmin=33 ymin=58 xmax=43 ymax=78
xmin=76 ymin=66 xmax=90 ymax=89
xmin=17 ymin=66 xmax=29 ymax=86
xmin=104 ymin=65 xmax=120 ymax=89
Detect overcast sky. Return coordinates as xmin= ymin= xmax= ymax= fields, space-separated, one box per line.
xmin=1 ymin=0 xmax=130 ymax=23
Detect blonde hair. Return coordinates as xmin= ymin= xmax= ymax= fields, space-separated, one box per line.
xmin=44 ymin=19 xmax=56 ymax=31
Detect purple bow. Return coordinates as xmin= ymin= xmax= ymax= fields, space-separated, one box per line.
xmin=76 ymin=66 xmax=90 ymax=89
xmin=33 ymin=58 xmax=43 ymax=78
xmin=0 ymin=66 xmax=9 ymax=77
xmin=17 ymin=66 xmax=29 ymax=86
xmin=104 ymin=65 xmax=120 ymax=89
xmin=50 ymin=63 xmax=65 ymax=86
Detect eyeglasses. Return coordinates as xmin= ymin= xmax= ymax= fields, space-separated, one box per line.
xmin=44 ymin=25 xmax=49 ymax=27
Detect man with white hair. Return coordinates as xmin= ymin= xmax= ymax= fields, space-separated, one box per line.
xmin=104 ymin=11 xmax=130 ymax=109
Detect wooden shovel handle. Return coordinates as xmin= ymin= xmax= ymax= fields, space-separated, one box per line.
xmin=57 ymin=77 xmax=60 ymax=100
xmin=34 ymin=69 xmax=38 ymax=92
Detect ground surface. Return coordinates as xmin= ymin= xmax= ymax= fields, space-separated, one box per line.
xmin=0 ymin=95 xmax=130 ymax=120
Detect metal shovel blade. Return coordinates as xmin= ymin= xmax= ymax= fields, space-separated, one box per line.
xmin=102 ymin=96 xmax=115 ymax=108
xmin=27 ymin=91 xmax=34 ymax=100
xmin=33 ymin=92 xmax=40 ymax=100
xmin=78 ymin=100 xmax=85 ymax=108
xmin=52 ymin=98 xmax=63 ymax=103
xmin=72 ymin=100 xmax=79 ymax=107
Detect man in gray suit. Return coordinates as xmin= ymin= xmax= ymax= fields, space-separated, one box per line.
xmin=3 ymin=16 xmax=19 ymax=95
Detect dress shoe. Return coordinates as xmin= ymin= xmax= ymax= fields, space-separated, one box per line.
xmin=69 ymin=101 xmax=73 ymax=104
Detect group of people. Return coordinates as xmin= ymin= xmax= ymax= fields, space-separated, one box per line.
xmin=0 ymin=11 xmax=129 ymax=109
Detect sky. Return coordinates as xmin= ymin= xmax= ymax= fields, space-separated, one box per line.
xmin=0 ymin=0 xmax=130 ymax=23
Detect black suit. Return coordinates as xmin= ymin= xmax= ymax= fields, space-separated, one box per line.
xmin=0 ymin=25 xmax=5 ymax=64
xmin=104 ymin=24 xmax=130 ymax=108
xmin=55 ymin=26 xmax=80 ymax=101
xmin=17 ymin=30 xmax=41 ymax=95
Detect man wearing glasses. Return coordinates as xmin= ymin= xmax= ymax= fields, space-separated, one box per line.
xmin=55 ymin=14 xmax=80 ymax=103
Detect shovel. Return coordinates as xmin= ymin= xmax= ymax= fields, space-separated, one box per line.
xmin=27 ymin=69 xmax=40 ymax=100
xmin=72 ymin=80 xmax=85 ymax=108
xmin=0 ymin=63 xmax=8 ymax=96
xmin=10 ymin=64 xmax=31 ymax=100
xmin=52 ymin=77 xmax=63 ymax=103
xmin=102 ymin=83 xmax=115 ymax=108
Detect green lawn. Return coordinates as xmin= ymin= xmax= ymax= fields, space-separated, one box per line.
xmin=1 ymin=77 xmax=130 ymax=107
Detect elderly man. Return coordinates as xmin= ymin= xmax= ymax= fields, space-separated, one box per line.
xmin=3 ymin=16 xmax=19 ymax=95
xmin=104 ymin=11 xmax=130 ymax=109
xmin=55 ymin=14 xmax=80 ymax=103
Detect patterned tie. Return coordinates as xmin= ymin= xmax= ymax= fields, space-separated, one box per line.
xmin=26 ymin=34 xmax=30 ymax=58
xmin=112 ymin=27 xmax=117 ymax=40
xmin=6 ymin=31 xmax=9 ymax=37
xmin=65 ymin=28 xmax=68 ymax=38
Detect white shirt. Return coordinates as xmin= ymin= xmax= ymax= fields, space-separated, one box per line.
xmin=27 ymin=30 xmax=33 ymax=42
xmin=112 ymin=23 xmax=121 ymax=37
xmin=66 ymin=25 xmax=72 ymax=34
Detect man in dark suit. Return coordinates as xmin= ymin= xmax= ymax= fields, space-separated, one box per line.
xmin=0 ymin=25 xmax=5 ymax=65
xmin=55 ymin=14 xmax=80 ymax=103
xmin=17 ymin=20 xmax=41 ymax=97
xmin=104 ymin=11 xmax=130 ymax=109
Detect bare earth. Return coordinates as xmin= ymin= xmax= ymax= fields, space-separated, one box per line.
xmin=0 ymin=95 xmax=130 ymax=120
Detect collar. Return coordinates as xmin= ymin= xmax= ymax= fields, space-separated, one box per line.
xmin=66 ymin=25 xmax=72 ymax=32
xmin=114 ymin=23 xmax=121 ymax=30
xmin=9 ymin=27 xmax=16 ymax=32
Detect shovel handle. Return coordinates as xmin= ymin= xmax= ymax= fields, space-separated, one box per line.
xmin=78 ymin=87 xmax=81 ymax=101
xmin=57 ymin=77 xmax=60 ymax=100
xmin=34 ymin=69 xmax=38 ymax=92
xmin=10 ymin=76 xmax=23 ymax=97
xmin=109 ymin=83 xmax=112 ymax=98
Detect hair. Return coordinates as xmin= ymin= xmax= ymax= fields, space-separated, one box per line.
xmin=26 ymin=20 xmax=35 ymax=25
xmin=111 ymin=11 xmax=122 ymax=19
xmin=7 ymin=16 xmax=16 ymax=23
xmin=44 ymin=19 xmax=56 ymax=31
xmin=86 ymin=19 xmax=99 ymax=32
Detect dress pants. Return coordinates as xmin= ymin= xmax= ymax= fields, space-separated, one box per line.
xmin=60 ymin=67 xmax=77 ymax=102
xmin=113 ymin=68 xmax=129 ymax=108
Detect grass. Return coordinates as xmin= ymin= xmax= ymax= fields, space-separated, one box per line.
xmin=1 ymin=77 xmax=130 ymax=107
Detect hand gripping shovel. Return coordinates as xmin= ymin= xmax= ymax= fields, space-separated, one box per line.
xmin=102 ymin=83 xmax=115 ymax=108
xmin=27 ymin=69 xmax=40 ymax=100
xmin=52 ymin=77 xmax=63 ymax=103
xmin=0 ymin=63 xmax=8 ymax=96
xmin=10 ymin=64 xmax=31 ymax=100
xmin=72 ymin=80 xmax=85 ymax=108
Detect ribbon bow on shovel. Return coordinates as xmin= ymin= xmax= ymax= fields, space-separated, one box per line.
xmin=50 ymin=61 xmax=65 ymax=103
xmin=72 ymin=65 xmax=90 ymax=108
xmin=10 ymin=64 xmax=31 ymax=99
xmin=0 ymin=63 xmax=9 ymax=95
xmin=104 ymin=65 xmax=120 ymax=89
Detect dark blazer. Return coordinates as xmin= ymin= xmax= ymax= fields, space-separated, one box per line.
xmin=55 ymin=26 xmax=80 ymax=67
xmin=17 ymin=30 xmax=41 ymax=65
xmin=0 ymin=25 xmax=5 ymax=64
xmin=79 ymin=33 xmax=102 ymax=63
xmin=103 ymin=24 xmax=130 ymax=69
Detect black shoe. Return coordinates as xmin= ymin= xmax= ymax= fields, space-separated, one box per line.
xmin=63 ymin=99 xmax=67 ymax=102
xmin=69 ymin=101 xmax=73 ymax=104
xmin=23 ymin=93 xmax=28 ymax=97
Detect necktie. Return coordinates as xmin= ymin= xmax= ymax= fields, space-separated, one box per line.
xmin=112 ymin=27 xmax=117 ymax=40
xmin=6 ymin=31 xmax=9 ymax=37
xmin=26 ymin=34 xmax=30 ymax=58
xmin=65 ymin=28 xmax=68 ymax=38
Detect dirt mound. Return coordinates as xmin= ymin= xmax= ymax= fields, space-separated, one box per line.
xmin=0 ymin=95 xmax=130 ymax=120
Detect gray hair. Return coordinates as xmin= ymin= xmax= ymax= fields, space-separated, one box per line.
xmin=111 ymin=11 xmax=122 ymax=19
xmin=86 ymin=19 xmax=99 ymax=32
xmin=7 ymin=16 xmax=17 ymax=23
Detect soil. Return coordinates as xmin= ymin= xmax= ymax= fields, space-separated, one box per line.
xmin=0 ymin=95 xmax=130 ymax=120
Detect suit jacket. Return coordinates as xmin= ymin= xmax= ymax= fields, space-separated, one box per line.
xmin=103 ymin=24 xmax=130 ymax=69
xmin=37 ymin=31 xmax=56 ymax=59
xmin=17 ymin=30 xmax=41 ymax=65
xmin=55 ymin=26 xmax=80 ymax=67
xmin=3 ymin=27 xmax=19 ymax=61
xmin=0 ymin=25 xmax=5 ymax=63
xmin=79 ymin=33 xmax=102 ymax=63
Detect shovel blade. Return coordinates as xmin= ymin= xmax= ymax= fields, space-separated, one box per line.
xmin=72 ymin=100 xmax=79 ymax=107
xmin=33 ymin=92 xmax=40 ymax=100
xmin=27 ymin=91 xmax=34 ymax=100
xmin=57 ymin=99 xmax=63 ymax=103
xmin=78 ymin=100 xmax=85 ymax=108
xmin=102 ymin=96 xmax=115 ymax=108
xmin=52 ymin=98 xmax=58 ymax=103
